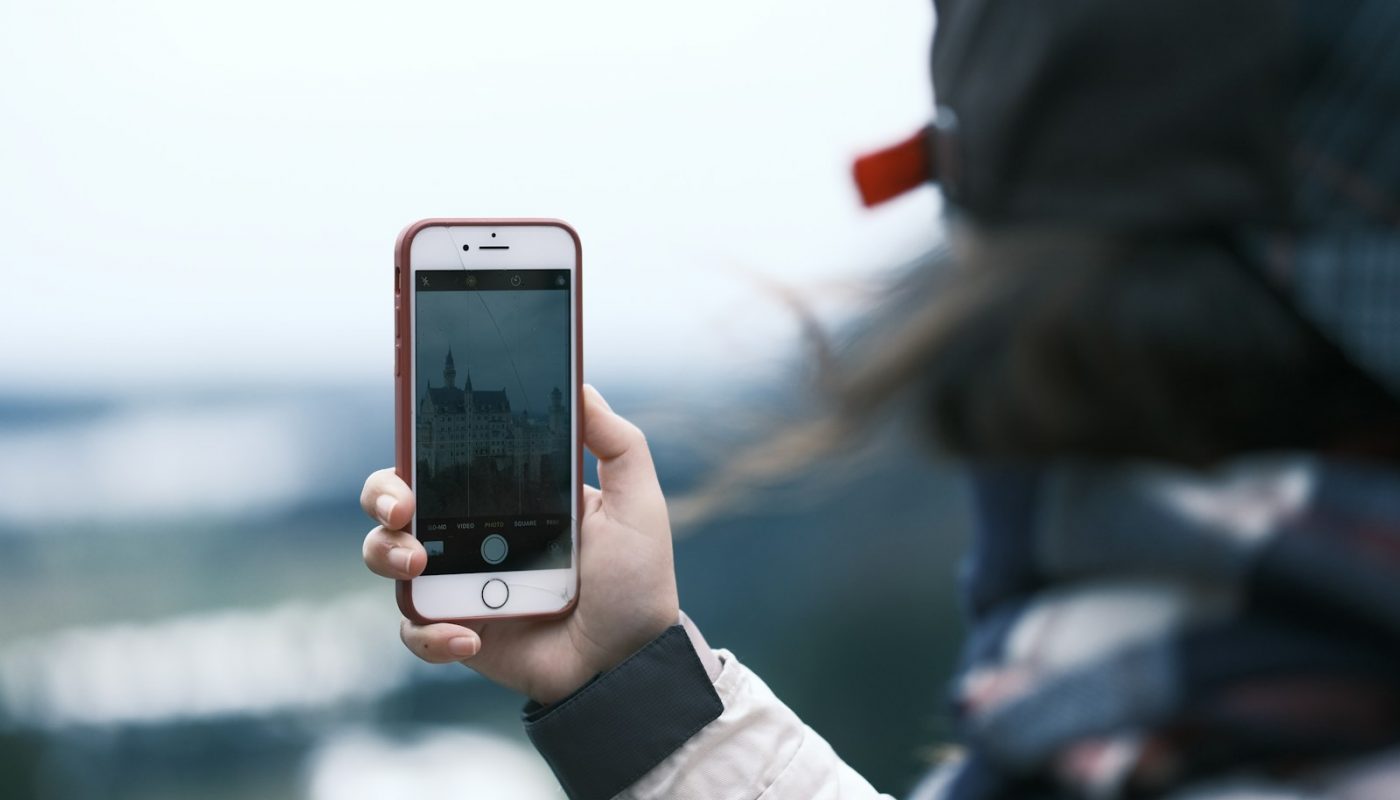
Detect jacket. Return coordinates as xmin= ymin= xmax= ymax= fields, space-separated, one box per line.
xmin=524 ymin=456 xmax=1400 ymax=799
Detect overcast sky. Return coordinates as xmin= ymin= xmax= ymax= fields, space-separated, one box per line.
xmin=0 ymin=0 xmax=939 ymax=395
xmin=417 ymin=288 xmax=569 ymax=415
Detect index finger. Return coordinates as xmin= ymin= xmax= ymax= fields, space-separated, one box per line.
xmin=359 ymin=468 xmax=415 ymax=530
xmin=583 ymin=384 xmax=660 ymax=503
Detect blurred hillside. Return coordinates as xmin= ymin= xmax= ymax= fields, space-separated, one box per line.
xmin=0 ymin=380 xmax=968 ymax=799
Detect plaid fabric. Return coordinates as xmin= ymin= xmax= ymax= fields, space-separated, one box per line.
xmin=1291 ymin=0 xmax=1400 ymax=226
xmin=923 ymin=457 xmax=1400 ymax=799
xmin=1276 ymin=234 xmax=1400 ymax=398
xmin=1274 ymin=0 xmax=1400 ymax=395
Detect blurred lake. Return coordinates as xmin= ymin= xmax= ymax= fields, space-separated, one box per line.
xmin=0 ymin=380 xmax=969 ymax=798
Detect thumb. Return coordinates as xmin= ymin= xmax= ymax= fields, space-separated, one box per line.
xmin=582 ymin=384 xmax=661 ymax=503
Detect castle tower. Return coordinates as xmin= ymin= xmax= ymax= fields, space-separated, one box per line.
xmin=443 ymin=347 xmax=456 ymax=388
xmin=549 ymin=386 xmax=565 ymax=434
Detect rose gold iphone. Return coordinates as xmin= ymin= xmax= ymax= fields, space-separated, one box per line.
xmin=394 ymin=219 xmax=582 ymax=622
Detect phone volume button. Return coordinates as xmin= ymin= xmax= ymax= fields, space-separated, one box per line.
xmin=394 ymin=342 xmax=401 ymax=377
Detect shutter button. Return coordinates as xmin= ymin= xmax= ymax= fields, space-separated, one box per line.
xmin=481 ymin=534 xmax=508 ymax=565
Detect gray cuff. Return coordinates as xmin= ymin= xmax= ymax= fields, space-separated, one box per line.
xmin=522 ymin=625 xmax=724 ymax=800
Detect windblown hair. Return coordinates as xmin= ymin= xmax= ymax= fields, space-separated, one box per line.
xmin=669 ymin=229 xmax=1400 ymax=529
xmin=835 ymin=228 xmax=1400 ymax=464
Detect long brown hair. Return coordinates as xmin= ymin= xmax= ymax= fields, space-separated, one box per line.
xmin=842 ymin=227 xmax=1400 ymax=464
xmin=668 ymin=228 xmax=1400 ymax=528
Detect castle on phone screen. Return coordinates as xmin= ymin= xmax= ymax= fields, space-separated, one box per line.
xmin=416 ymin=347 xmax=570 ymax=517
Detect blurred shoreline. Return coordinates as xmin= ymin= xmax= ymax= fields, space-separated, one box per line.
xmin=0 ymin=380 xmax=968 ymax=796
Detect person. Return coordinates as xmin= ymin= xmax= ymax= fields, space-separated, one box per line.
xmin=360 ymin=0 xmax=1400 ymax=797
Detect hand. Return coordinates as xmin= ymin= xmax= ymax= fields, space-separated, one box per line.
xmin=359 ymin=384 xmax=679 ymax=705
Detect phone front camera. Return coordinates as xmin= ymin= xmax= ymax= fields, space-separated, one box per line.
xmin=462 ymin=244 xmax=470 ymax=251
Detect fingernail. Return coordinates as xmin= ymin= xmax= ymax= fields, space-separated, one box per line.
xmin=448 ymin=636 xmax=478 ymax=657
xmin=392 ymin=547 xmax=414 ymax=575
xmin=376 ymin=495 xmax=396 ymax=525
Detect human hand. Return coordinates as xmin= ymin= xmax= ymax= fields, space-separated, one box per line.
xmin=359 ymin=384 xmax=679 ymax=705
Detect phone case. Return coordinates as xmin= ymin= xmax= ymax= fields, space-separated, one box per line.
xmin=394 ymin=218 xmax=584 ymax=625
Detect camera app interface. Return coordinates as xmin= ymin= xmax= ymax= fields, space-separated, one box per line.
xmin=414 ymin=269 xmax=572 ymax=575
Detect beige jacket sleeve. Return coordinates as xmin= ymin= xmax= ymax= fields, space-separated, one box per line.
xmin=618 ymin=647 xmax=896 ymax=800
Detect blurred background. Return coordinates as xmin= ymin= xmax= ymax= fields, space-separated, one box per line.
xmin=0 ymin=1 xmax=970 ymax=797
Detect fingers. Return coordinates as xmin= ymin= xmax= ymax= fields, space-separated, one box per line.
xmin=363 ymin=525 xmax=427 ymax=579
xmin=583 ymin=484 xmax=603 ymax=516
xmin=360 ymin=468 xmax=415 ymax=530
xmin=400 ymin=619 xmax=481 ymax=663
xmin=582 ymin=384 xmax=661 ymax=503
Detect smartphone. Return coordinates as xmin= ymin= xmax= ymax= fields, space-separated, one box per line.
xmin=394 ymin=219 xmax=582 ymax=622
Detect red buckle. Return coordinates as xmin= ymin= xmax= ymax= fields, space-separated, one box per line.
xmin=852 ymin=127 xmax=932 ymax=208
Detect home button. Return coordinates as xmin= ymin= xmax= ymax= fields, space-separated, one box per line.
xmin=482 ymin=579 xmax=508 ymax=609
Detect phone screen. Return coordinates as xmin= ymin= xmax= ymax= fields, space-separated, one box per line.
xmin=413 ymin=269 xmax=573 ymax=575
